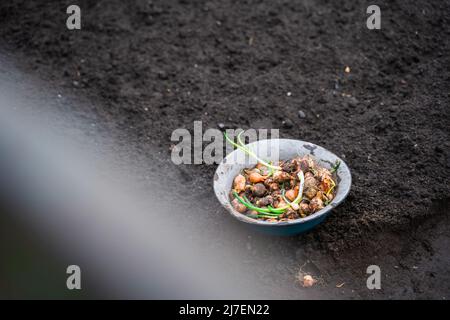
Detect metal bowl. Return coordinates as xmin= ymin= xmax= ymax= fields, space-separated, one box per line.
xmin=213 ymin=139 xmax=352 ymax=235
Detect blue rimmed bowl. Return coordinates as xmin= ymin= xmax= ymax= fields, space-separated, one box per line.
xmin=213 ymin=139 xmax=351 ymax=236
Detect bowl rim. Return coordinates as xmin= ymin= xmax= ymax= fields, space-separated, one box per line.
xmin=213 ymin=138 xmax=352 ymax=227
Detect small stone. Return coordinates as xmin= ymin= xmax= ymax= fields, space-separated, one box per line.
xmin=345 ymin=66 xmax=351 ymax=73
xmin=282 ymin=119 xmax=293 ymax=128
xmin=298 ymin=110 xmax=306 ymax=118
xmin=157 ymin=71 xmax=168 ymax=80
xmin=287 ymin=92 xmax=292 ymax=96
xmin=317 ymin=96 xmax=327 ymax=104
xmin=218 ymin=123 xmax=225 ymax=129
xmin=347 ymin=97 xmax=359 ymax=108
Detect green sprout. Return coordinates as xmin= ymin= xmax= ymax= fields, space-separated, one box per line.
xmin=232 ymin=191 xmax=284 ymax=218
xmin=330 ymin=160 xmax=341 ymax=174
xmin=224 ymin=132 xmax=281 ymax=171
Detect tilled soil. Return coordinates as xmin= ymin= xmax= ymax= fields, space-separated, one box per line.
xmin=1 ymin=0 xmax=449 ymax=298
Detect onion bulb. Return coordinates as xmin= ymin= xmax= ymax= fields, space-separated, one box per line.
xmin=233 ymin=174 xmax=246 ymax=192
xmin=249 ymin=172 xmax=266 ymax=183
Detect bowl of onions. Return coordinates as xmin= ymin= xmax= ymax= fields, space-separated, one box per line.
xmin=213 ymin=136 xmax=351 ymax=235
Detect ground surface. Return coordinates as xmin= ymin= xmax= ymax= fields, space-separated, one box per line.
xmin=0 ymin=0 xmax=449 ymax=298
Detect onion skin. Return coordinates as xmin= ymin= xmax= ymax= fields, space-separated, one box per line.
xmin=320 ymin=176 xmax=333 ymax=192
xmin=309 ymin=196 xmax=324 ymax=212
xmin=256 ymin=163 xmax=270 ymax=176
xmin=304 ymin=176 xmax=318 ymax=189
xmin=275 ymin=199 xmax=288 ymax=209
xmin=255 ymin=163 xmax=265 ymax=170
xmin=285 ymin=188 xmax=298 ymax=202
xmin=305 ymin=187 xmax=318 ymax=199
xmin=233 ymin=174 xmax=246 ymax=192
xmin=256 ymin=195 xmax=273 ymax=207
xmin=304 ymin=171 xmax=314 ymax=179
xmin=269 ymin=183 xmax=279 ymax=191
xmin=272 ymin=170 xmax=291 ymax=182
xmin=231 ymin=198 xmax=247 ymax=213
xmin=299 ymin=202 xmax=310 ymax=214
xmin=281 ymin=160 xmax=296 ymax=172
xmin=249 ymin=172 xmax=266 ymax=183
xmin=317 ymin=167 xmax=332 ymax=181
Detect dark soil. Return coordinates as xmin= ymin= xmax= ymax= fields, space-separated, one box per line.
xmin=1 ymin=0 xmax=449 ymax=298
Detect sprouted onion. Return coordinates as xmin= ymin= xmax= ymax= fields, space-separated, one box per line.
xmin=224 ymin=132 xmax=281 ymax=171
